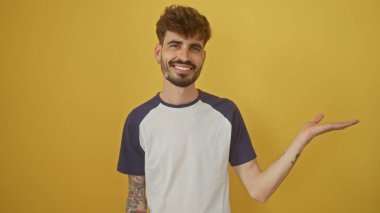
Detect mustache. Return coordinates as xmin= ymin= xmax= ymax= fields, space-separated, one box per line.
xmin=168 ymin=59 xmax=196 ymax=69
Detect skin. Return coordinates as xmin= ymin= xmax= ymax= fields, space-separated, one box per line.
xmin=154 ymin=31 xmax=206 ymax=105
xmin=233 ymin=113 xmax=359 ymax=203
xmin=125 ymin=30 xmax=359 ymax=211
xmin=126 ymin=175 xmax=147 ymax=213
xmin=157 ymin=32 xmax=205 ymax=88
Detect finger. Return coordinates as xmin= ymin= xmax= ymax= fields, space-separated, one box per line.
xmin=332 ymin=119 xmax=360 ymax=130
xmin=305 ymin=119 xmax=359 ymax=138
xmin=312 ymin=113 xmax=325 ymax=123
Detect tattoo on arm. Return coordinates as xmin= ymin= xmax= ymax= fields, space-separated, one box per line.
xmin=126 ymin=175 xmax=147 ymax=213
xmin=291 ymin=153 xmax=301 ymax=165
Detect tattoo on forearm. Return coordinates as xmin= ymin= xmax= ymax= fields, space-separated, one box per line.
xmin=126 ymin=175 xmax=147 ymax=213
xmin=291 ymin=153 xmax=301 ymax=164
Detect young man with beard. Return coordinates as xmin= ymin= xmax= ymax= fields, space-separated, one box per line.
xmin=117 ymin=5 xmax=359 ymax=213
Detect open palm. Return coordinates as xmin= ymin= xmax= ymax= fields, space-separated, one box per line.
xmin=297 ymin=113 xmax=359 ymax=144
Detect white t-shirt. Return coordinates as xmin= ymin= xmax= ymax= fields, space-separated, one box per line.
xmin=117 ymin=89 xmax=256 ymax=213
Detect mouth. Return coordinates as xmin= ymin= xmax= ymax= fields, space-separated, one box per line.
xmin=169 ymin=60 xmax=196 ymax=74
xmin=171 ymin=63 xmax=195 ymax=74
xmin=173 ymin=65 xmax=192 ymax=70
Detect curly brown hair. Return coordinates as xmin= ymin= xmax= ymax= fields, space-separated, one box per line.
xmin=156 ymin=5 xmax=211 ymax=46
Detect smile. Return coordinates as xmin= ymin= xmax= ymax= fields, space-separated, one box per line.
xmin=174 ymin=65 xmax=192 ymax=71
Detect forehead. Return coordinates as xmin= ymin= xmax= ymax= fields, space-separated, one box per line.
xmin=163 ymin=31 xmax=204 ymax=47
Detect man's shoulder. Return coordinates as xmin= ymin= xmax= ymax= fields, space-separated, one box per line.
xmin=199 ymin=89 xmax=238 ymax=110
xmin=198 ymin=89 xmax=242 ymax=124
xmin=124 ymin=94 xmax=160 ymax=126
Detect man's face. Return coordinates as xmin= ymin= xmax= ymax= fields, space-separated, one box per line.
xmin=155 ymin=31 xmax=206 ymax=88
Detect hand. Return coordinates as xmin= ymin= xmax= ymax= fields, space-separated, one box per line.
xmin=296 ymin=113 xmax=359 ymax=147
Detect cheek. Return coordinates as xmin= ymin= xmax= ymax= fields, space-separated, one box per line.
xmin=195 ymin=56 xmax=205 ymax=66
xmin=194 ymin=52 xmax=205 ymax=62
xmin=161 ymin=52 xmax=173 ymax=64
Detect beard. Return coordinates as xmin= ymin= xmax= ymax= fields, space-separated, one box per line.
xmin=160 ymin=58 xmax=202 ymax=88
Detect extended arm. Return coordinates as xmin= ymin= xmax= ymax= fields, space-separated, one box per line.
xmin=234 ymin=113 xmax=359 ymax=203
xmin=126 ymin=175 xmax=147 ymax=213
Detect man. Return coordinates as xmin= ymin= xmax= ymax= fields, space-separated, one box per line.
xmin=117 ymin=5 xmax=359 ymax=213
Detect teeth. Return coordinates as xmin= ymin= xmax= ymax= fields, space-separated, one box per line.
xmin=174 ymin=66 xmax=191 ymax=71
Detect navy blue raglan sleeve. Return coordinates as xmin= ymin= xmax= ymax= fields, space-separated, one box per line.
xmin=117 ymin=111 xmax=145 ymax=175
xmin=229 ymin=104 xmax=257 ymax=166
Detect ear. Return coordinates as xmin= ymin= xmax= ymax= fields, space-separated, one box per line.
xmin=154 ymin=44 xmax=162 ymax=64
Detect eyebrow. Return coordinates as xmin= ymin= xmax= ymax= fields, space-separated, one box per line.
xmin=167 ymin=40 xmax=183 ymax=45
xmin=166 ymin=40 xmax=204 ymax=49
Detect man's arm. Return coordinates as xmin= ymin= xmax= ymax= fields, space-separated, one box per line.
xmin=126 ymin=175 xmax=147 ymax=213
xmin=233 ymin=113 xmax=359 ymax=203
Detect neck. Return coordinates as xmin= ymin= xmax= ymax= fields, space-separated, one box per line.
xmin=159 ymin=79 xmax=199 ymax=105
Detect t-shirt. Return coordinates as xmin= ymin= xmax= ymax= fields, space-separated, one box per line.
xmin=117 ymin=89 xmax=256 ymax=213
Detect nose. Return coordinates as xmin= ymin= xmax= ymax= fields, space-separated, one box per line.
xmin=178 ymin=47 xmax=190 ymax=61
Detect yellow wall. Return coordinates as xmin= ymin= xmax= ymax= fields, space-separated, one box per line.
xmin=1 ymin=0 xmax=379 ymax=212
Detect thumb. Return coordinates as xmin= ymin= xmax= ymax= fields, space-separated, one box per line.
xmin=312 ymin=113 xmax=325 ymax=123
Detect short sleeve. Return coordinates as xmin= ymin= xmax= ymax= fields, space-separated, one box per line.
xmin=229 ymin=106 xmax=257 ymax=166
xmin=117 ymin=113 xmax=145 ymax=175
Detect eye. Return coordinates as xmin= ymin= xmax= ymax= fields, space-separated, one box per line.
xmin=190 ymin=46 xmax=202 ymax=52
xmin=169 ymin=44 xmax=180 ymax=48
